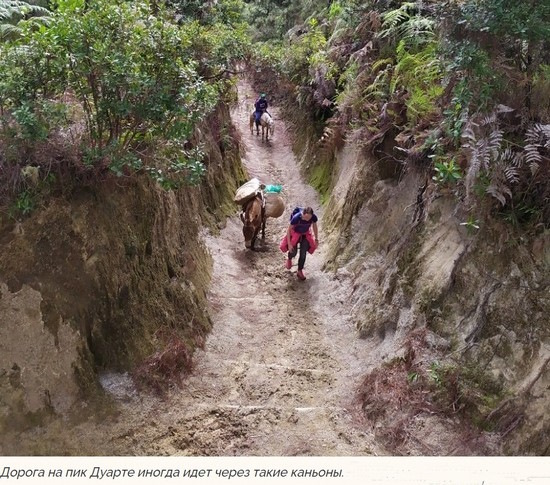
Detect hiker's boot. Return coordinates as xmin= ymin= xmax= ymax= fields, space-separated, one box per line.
xmin=285 ymin=258 xmax=292 ymax=270
xmin=297 ymin=270 xmax=306 ymax=281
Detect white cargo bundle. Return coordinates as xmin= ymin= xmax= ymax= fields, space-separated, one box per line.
xmin=234 ymin=178 xmax=263 ymax=205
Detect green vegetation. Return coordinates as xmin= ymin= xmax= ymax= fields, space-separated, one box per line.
xmin=432 ymin=158 xmax=462 ymax=186
xmin=1 ymin=1 xmax=547 ymax=223
xmin=0 ymin=0 xmax=250 ymax=213
xmin=243 ymin=0 xmax=320 ymax=42
xmin=460 ymin=215 xmax=480 ymax=234
xmin=0 ymin=0 xmax=50 ymax=41
xmin=425 ymin=359 xmax=505 ymax=426
xmin=357 ymin=336 xmax=507 ymax=452
xmin=309 ymin=158 xmax=332 ymax=204
xmin=246 ymin=0 xmax=550 ymax=231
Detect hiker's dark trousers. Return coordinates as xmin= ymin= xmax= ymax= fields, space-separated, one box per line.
xmin=288 ymin=236 xmax=310 ymax=270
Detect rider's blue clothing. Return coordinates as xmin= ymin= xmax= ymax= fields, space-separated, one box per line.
xmin=254 ymin=98 xmax=268 ymax=124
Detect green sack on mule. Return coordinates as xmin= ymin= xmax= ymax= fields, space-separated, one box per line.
xmin=265 ymin=184 xmax=282 ymax=193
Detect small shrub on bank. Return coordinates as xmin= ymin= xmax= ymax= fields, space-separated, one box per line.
xmin=356 ymin=329 xmax=504 ymax=453
xmin=132 ymin=330 xmax=205 ymax=397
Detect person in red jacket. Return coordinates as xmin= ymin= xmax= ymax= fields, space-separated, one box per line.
xmin=283 ymin=207 xmax=319 ymax=280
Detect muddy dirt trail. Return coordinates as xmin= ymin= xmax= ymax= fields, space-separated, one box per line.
xmin=10 ymin=79 xmax=383 ymax=456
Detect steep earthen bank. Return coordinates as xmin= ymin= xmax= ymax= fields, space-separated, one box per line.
xmin=281 ymin=96 xmax=550 ymax=454
xmin=0 ymin=103 xmax=246 ymax=446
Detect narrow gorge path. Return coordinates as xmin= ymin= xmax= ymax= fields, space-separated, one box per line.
xmin=155 ymin=78 xmax=382 ymax=455
xmin=11 ymin=79 xmax=382 ymax=456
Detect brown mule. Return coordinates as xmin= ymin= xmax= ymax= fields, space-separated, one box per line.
xmin=241 ymin=193 xmax=266 ymax=250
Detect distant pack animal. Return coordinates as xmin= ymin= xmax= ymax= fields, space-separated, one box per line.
xmin=249 ymin=111 xmax=275 ymax=141
xmin=241 ymin=193 xmax=266 ymax=250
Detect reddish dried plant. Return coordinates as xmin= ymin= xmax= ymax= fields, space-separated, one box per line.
xmin=133 ymin=332 xmax=197 ymax=397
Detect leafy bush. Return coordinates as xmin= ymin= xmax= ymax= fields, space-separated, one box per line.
xmin=432 ymin=158 xmax=462 ymax=186
xmin=146 ymin=144 xmax=207 ymax=189
xmin=440 ymin=0 xmax=550 ymax=43
xmin=1 ymin=1 xmax=216 ymax=149
xmin=282 ymin=18 xmax=327 ymax=85
xmin=530 ymin=65 xmax=550 ymax=122
xmin=170 ymin=0 xmax=246 ymax=27
xmin=8 ymin=170 xmax=56 ymax=219
xmin=443 ymin=79 xmax=472 ymax=145
xmin=442 ymin=41 xmax=500 ymax=111
xmin=11 ymin=188 xmax=35 ymax=215
xmin=187 ymin=19 xmax=249 ymax=79
xmin=52 ymin=2 xmax=217 ymax=150
xmin=0 ymin=0 xmax=250 ymax=200
xmin=9 ymin=99 xmax=68 ymax=140
xmin=244 ymin=0 xmax=329 ymax=41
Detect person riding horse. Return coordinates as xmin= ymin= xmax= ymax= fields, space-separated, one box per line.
xmin=254 ymin=93 xmax=269 ymax=128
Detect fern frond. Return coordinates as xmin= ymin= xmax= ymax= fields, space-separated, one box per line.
xmin=485 ymin=149 xmax=519 ymax=206
xmin=379 ymin=2 xmax=416 ymax=34
xmin=487 ymin=129 xmax=503 ymax=153
xmin=365 ymin=69 xmax=390 ymax=98
xmin=371 ymin=57 xmax=394 ymax=73
xmin=524 ymin=123 xmax=550 ymax=174
xmin=398 ymin=15 xmax=434 ymax=44
xmin=0 ymin=22 xmax=21 ymax=38
xmin=507 ymin=148 xmax=524 ymax=168
xmin=503 ymin=166 xmax=519 ymax=184
xmin=1 ymin=0 xmax=50 ymax=40
xmin=529 ymin=162 xmax=540 ymax=175
xmin=463 ymin=115 xmax=548 ymax=206
xmin=24 ymin=14 xmax=50 ymax=26
xmin=462 ymin=115 xmax=505 ymax=202
xmin=524 ymin=146 xmax=541 ymax=164
xmin=461 ymin=125 xmax=477 ymax=142
xmin=499 ymin=149 xmax=521 ymax=183
xmin=0 ymin=1 xmax=49 ymax=20
xmin=376 ymin=2 xmax=435 ymax=47
xmin=464 ymin=134 xmax=483 ymax=186
xmin=487 ymin=181 xmax=512 ymax=206
xmin=479 ymin=113 xmax=497 ymax=126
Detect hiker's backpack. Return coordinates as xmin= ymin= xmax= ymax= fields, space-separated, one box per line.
xmin=290 ymin=207 xmax=302 ymax=221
